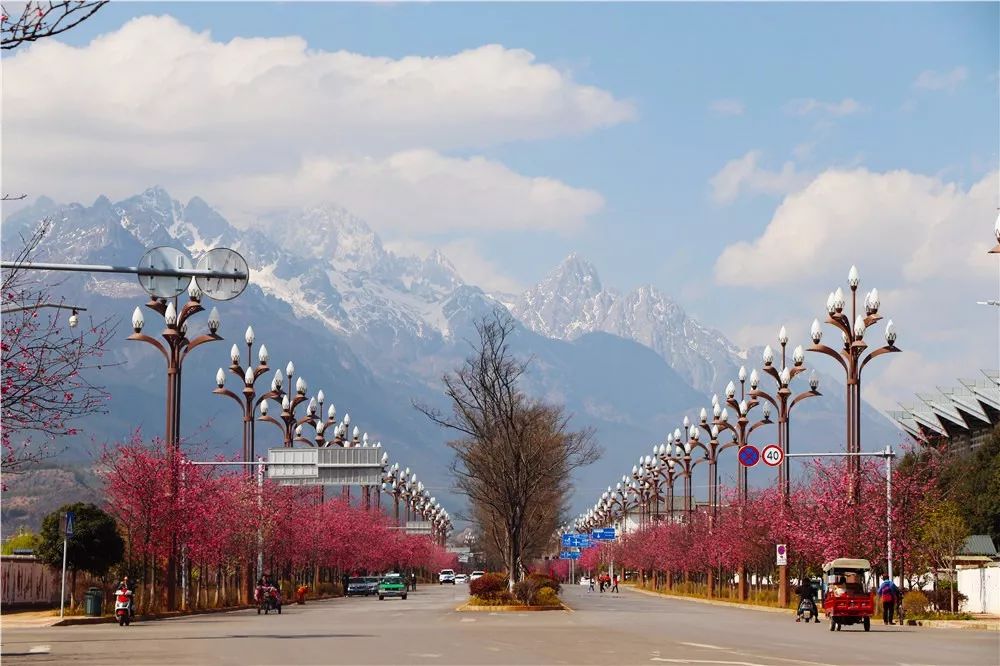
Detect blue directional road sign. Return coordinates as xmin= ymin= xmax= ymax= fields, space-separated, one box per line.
xmin=591 ymin=527 xmax=616 ymax=541
xmin=560 ymin=551 xmax=581 ymax=560
xmin=65 ymin=511 xmax=75 ymax=538
xmin=561 ymin=534 xmax=574 ymax=548
xmin=573 ymin=535 xmax=592 ymax=548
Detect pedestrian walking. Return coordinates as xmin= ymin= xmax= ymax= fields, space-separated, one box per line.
xmin=612 ymin=574 xmax=619 ymax=593
xmin=588 ymin=575 xmax=595 ymax=593
xmin=877 ymin=575 xmax=902 ymax=625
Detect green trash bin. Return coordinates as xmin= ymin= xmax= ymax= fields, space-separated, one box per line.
xmin=84 ymin=587 xmax=103 ymax=616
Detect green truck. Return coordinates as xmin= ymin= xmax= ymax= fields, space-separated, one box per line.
xmin=378 ymin=573 xmax=408 ymax=601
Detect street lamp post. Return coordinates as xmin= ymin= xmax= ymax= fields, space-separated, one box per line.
xmin=712 ymin=371 xmax=772 ymax=601
xmin=128 ymin=286 xmax=222 ymax=611
xmin=749 ymin=329 xmax=821 ymax=607
xmin=808 ymin=266 xmax=899 ymax=500
xmin=213 ymin=326 xmax=273 ymax=474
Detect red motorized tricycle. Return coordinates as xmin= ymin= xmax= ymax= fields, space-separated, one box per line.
xmin=822 ymin=558 xmax=874 ymax=632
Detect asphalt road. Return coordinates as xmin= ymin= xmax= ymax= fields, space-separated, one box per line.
xmin=1 ymin=582 xmax=997 ymax=665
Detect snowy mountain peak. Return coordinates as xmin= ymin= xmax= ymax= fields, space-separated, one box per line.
xmin=511 ymin=256 xmax=743 ymax=394
xmin=258 ymin=204 xmax=387 ymax=274
xmin=550 ymin=252 xmax=603 ymax=295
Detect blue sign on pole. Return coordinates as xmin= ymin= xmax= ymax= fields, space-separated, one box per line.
xmin=561 ymin=534 xmax=574 ymax=548
xmin=574 ymin=535 xmax=591 ymax=548
xmin=591 ymin=527 xmax=617 ymax=541
xmin=559 ymin=551 xmax=580 ymax=560
xmin=65 ymin=511 xmax=75 ymax=538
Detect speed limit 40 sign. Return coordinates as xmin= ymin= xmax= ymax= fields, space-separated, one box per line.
xmin=762 ymin=444 xmax=784 ymax=467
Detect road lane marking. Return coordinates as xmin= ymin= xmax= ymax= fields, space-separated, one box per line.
xmin=29 ymin=645 xmax=51 ymax=654
xmin=409 ymin=654 xmax=441 ymax=658
xmin=650 ymin=657 xmax=770 ymax=666
xmin=459 ymin=618 xmax=476 ymax=622
xmin=679 ymin=642 xmax=728 ymax=650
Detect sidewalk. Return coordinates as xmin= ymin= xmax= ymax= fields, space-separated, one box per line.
xmin=624 ymin=584 xmax=794 ymax=614
xmin=2 ymin=594 xmax=344 ymax=628
xmin=0 ymin=610 xmax=66 ymax=628
xmin=625 ymin=585 xmax=1000 ymax=630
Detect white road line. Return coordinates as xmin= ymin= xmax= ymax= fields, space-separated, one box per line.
xmin=28 ymin=645 xmax=51 ymax=654
xmin=459 ymin=618 xmax=476 ymax=622
xmin=650 ymin=657 xmax=770 ymax=666
xmin=679 ymin=642 xmax=728 ymax=650
xmin=408 ymin=654 xmax=441 ymax=658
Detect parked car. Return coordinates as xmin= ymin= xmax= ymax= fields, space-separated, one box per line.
xmin=379 ymin=573 xmax=408 ymax=600
xmin=439 ymin=569 xmax=456 ymax=584
xmin=455 ymin=573 xmax=468 ymax=583
xmin=469 ymin=570 xmax=485 ymax=582
xmin=346 ymin=577 xmax=376 ymax=597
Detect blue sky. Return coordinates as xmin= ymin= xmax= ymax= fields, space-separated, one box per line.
xmin=5 ymin=2 xmax=998 ymax=409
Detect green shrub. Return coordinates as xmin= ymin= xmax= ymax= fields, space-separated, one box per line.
xmin=536 ymin=587 xmax=560 ymax=607
xmin=470 ymin=572 xmax=508 ymax=599
xmin=902 ymin=589 xmax=929 ymax=616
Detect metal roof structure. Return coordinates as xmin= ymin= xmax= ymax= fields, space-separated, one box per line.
xmin=889 ymin=370 xmax=999 ymax=444
xmin=960 ymin=535 xmax=998 ymax=558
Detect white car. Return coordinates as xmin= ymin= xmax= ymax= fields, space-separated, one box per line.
xmin=469 ymin=570 xmax=485 ymax=581
xmin=455 ymin=573 xmax=468 ymax=583
xmin=579 ymin=576 xmax=592 ymax=586
xmin=439 ymin=569 xmax=456 ymax=584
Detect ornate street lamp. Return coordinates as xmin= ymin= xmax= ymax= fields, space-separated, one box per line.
xmin=714 ymin=372 xmax=773 ymax=501
xmin=213 ymin=326 xmax=275 ymax=474
xmin=256 ymin=361 xmax=313 ymax=447
xmin=128 ymin=284 xmax=221 ymax=611
xmin=808 ymin=266 xmax=899 ymax=499
xmin=750 ymin=328 xmax=821 ymax=498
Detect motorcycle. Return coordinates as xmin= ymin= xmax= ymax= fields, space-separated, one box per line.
xmin=114 ymin=588 xmax=133 ymax=626
xmin=797 ymin=597 xmax=820 ymax=623
xmin=255 ymin=585 xmax=282 ymax=615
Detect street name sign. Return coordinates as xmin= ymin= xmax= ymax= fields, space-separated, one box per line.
xmin=762 ymin=445 xmax=783 ymax=467
xmin=776 ymin=544 xmax=787 ymax=566
xmin=738 ymin=445 xmax=760 ymax=468
xmin=560 ymin=551 xmax=581 ymax=560
xmin=591 ymin=527 xmax=616 ymax=541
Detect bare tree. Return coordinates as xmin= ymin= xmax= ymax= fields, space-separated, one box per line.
xmin=2 ymin=221 xmax=117 ymax=477
xmin=2 ymin=1 xmax=106 ymax=50
xmin=419 ymin=310 xmax=600 ymax=590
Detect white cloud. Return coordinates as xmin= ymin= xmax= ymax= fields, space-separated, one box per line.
xmin=709 ymin=98 xmax=745 ymax=116
xmin=2 ymin=14 xmax=629 ymax=232
xmin=214 ymin=150 xmax=604 ymax=233
xmin=439 ymin=239 xmax=525 ymax=295
xmin=709 ymin=151 xmax=807 ymax=204
xmin=785 ymin=98 xmax=863 ymax=117
xmin=382 ymin=237 xmax=524 ymax=295
xmin=713 ymin=167 xmax=999 ymax=409
xmin=913 ymin=67 xmax=968 ymax=92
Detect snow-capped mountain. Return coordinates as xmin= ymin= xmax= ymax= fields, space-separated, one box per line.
xmin=511 ymin=254 xmax=744 ymax=394
xmin=1 ymin=188 xmax=901 ymax=531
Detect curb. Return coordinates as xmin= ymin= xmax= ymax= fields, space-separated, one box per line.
xmin=625 ymin=587 xmax=999 ymax=631
xmin=904 ymin=619 xmax=999 ymax=631
xmin=624 ymin=585 xmax=794 ymax=614
xmin=455 ymin=602 xmax=568 ymax=612
xmin=52 ymin=594 xmax=344 ymax=627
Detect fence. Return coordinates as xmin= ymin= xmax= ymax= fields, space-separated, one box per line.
xmin=957 ymin=564 xmax=1000 ymax=614
xmin=1 ymin=555 xmax=59 ymax=608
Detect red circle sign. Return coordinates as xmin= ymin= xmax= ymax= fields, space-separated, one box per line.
xmin=762 ymin=445 xmax=783 ymax=467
